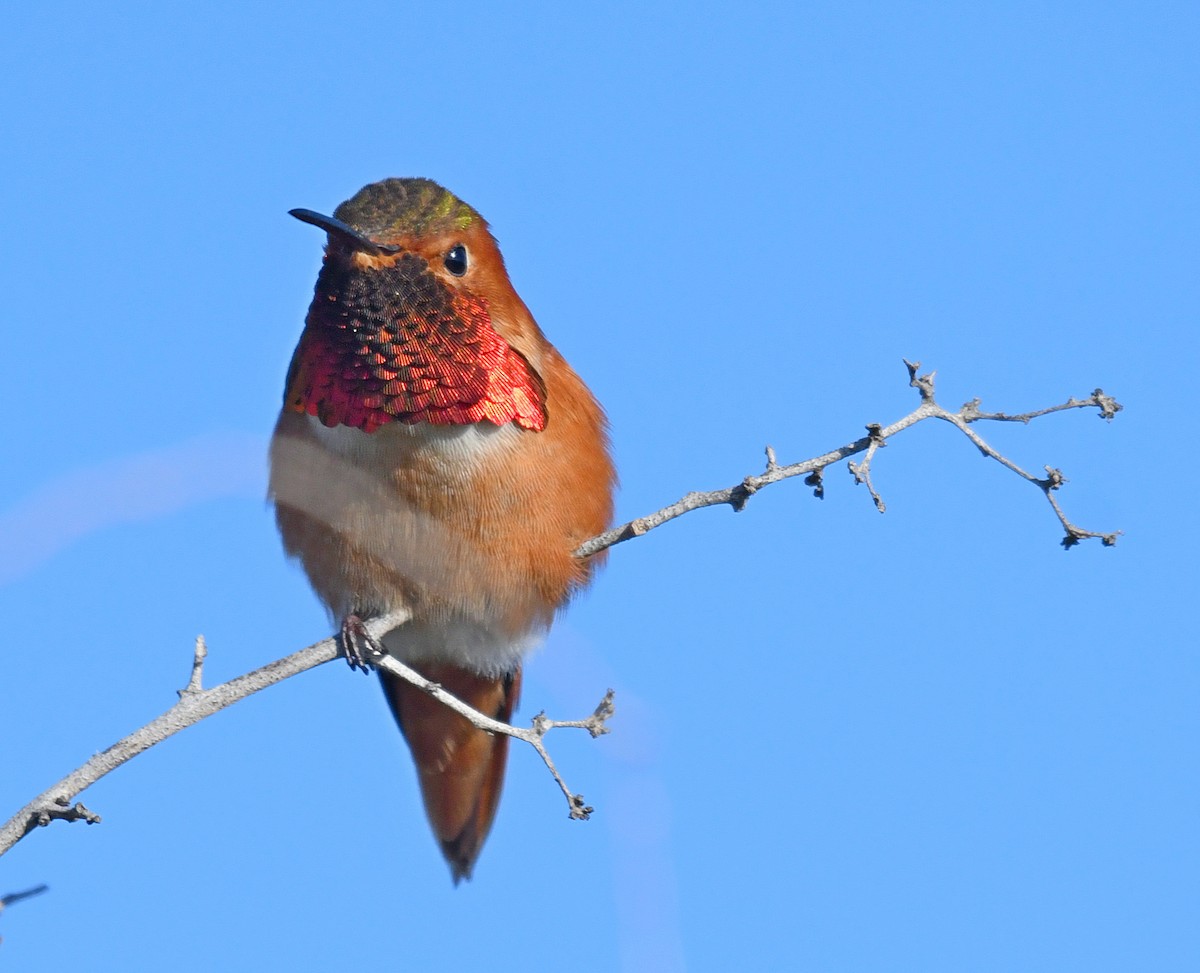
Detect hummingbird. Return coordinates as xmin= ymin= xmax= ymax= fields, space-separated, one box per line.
xmin=268 ymin=178 xmax=615 ymax=882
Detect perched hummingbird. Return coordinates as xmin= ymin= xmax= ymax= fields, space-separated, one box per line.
xmin=268 ymin=178 xmax=615 ymax=882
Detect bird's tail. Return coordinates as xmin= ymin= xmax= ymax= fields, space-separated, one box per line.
xmin=379 ymin=662 xmax=521 ymax=883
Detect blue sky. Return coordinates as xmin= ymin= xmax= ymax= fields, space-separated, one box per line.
xmin=1 ymin=2 xmax=1196 ymax=970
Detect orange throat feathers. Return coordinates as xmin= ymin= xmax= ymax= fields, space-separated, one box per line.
xmin=285 ymin=252 xmax=546 ymax=433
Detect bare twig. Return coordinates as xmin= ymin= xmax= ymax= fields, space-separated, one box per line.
xmin=2 ymin=359 xmax=1120 ymax=855
xmin=366 ymin=648 xmax=614 ymax=820
xmin=35 ymin=799 xmax=100 ymax=829
xmin=0 ymin=635 xmax=342 ymax=855
xmin=1 ymin=884 xmax=49 ymax=911
xmin=0 ymin=614 xmax=613 ymax=855
xmin=576 ymin=359 xmax=1120 ymax=557
xmin=180 ymin=635 xmax=207 ymax=696
xmin=848 ymin=424 xmax=888 ymax=513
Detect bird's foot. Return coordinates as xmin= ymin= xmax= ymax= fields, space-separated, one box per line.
xmin=339 ymin=614 xmax=386 ymax=674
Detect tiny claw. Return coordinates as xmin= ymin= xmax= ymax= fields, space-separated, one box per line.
xmin=340 ymin=614 xmax=385 ymax=674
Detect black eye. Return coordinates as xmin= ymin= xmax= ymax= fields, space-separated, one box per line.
xmin=444 ymin=244 xmax=468 ymax=276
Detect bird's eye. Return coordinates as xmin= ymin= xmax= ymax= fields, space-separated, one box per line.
xmin=444 ymin=244 xmax=468 ymax=276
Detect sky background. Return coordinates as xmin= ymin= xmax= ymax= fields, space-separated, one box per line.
xmin=1 ymin=2 xmax=1196 ymax=970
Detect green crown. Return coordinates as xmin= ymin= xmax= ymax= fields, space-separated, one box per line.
xmin=333 ymin=177 xmax=480 ymax=239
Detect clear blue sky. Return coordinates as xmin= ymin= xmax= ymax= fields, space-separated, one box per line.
xmin=2 ymin=3 xmax=1196 ymax=970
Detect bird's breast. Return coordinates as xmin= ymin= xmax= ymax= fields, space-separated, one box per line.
xmin=304 ymin=412 xmax=525 ymax=474
xmin=271 ymin=410 xmax=557 ymax=653
xmin=270 ymin=338 xmax=613 ymax=677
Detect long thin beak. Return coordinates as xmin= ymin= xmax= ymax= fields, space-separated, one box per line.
xmin=288 ymin=208 xmax=400 ymax=256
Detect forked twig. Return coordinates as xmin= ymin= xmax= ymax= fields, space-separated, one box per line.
xmin=576 ymin=359 xmax=1120 ymax=557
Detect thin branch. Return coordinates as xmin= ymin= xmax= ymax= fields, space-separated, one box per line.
xmin=959 ymin=388 xmax=1122 ymax=423
xmin=2 ymin=359 xmax=1120 ymax=855
xmin=0 ymin=635 xmax=340 ymax=855
xmin=0 ymin=614 xmax=613 ymax=855
xmin=576 ymin=359 xmax=1120 ymax=557
xmin=1 ymin=884 xmax=49 ymax=911
xmin=181 ymin=635 xmax=207 ymax=695
xmin=365 ymin=647 xmax=614 ymax=820
xmin=847 ymin=423 xmax=888 ymax=513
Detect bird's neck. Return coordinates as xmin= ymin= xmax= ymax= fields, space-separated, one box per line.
xmin=284 ymin=258 xmax=546 ymax=434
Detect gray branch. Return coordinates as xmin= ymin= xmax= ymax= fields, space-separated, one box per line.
xmin=1 ymin=884 xmax=49 ymax=911
xmin=575 ymin=359 xmax=1121 ymax=557
xmin=0 ymin=626 xmax=613 ymax=856
xmin=0 ymin=359 xmax=1121 ymax=856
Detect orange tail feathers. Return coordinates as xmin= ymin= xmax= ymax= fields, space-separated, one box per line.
xmin=379 ymin=663 xmax=522 ymax=883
